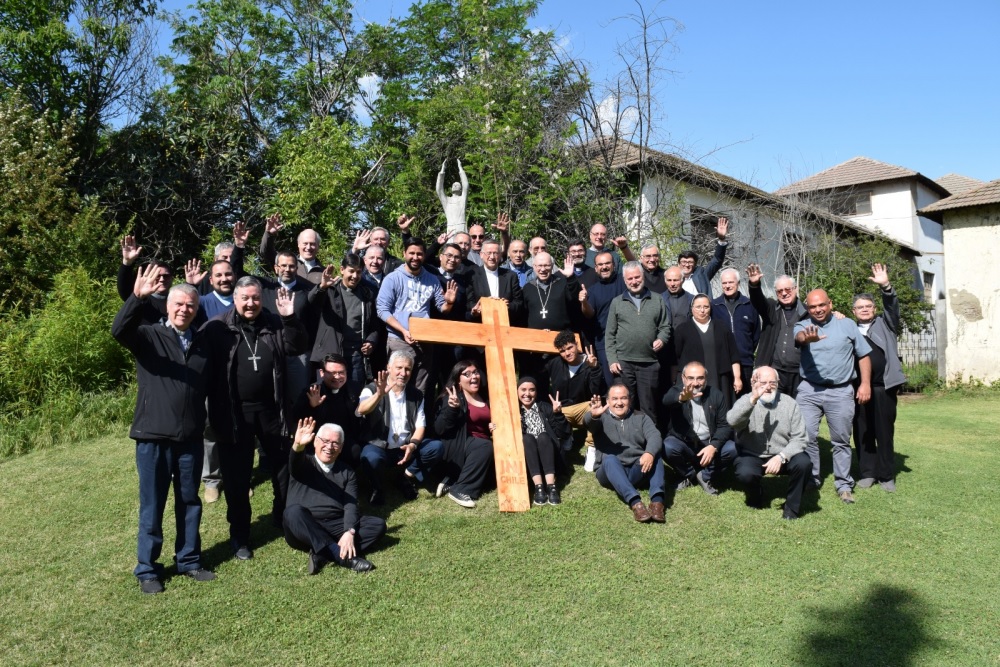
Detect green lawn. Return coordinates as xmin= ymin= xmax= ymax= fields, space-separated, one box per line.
xmin=1 ymin=393 xmax=998 ymax=666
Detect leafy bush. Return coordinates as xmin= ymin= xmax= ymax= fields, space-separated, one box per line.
xmin=901 ymin=362 xmax=941 ymax=393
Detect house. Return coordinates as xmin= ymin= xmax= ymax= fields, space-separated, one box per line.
xmin=919 ymin=180 xmax=1000 ymax=383
xmin=584 ymin=140 xmax=921 ymax=299
xmin=775 ymin=157 xmax=950 ymax=305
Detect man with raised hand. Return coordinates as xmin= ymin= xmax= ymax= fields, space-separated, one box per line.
xmin=183 ymin=220 xmax=249 ymax=296
xmin=112 ymin=265 xmax=216 ymax=594
xmin=604 ymin=261 xmax=670 ymax=424
xmin=661 ymin=362 xmax=736 ymax=496
xmin=851 ymin=263 xmax=906 ymax=493
xmin=351 ymin=223 xmax=403 ymax=273
xmin=795 ymin=289 xmax=872 ymax=503
xmin=586 ymin=384 xmax=666 ymax=524
xmin=258 ymin=214 xmax=325 ymax=285
xmin=543 ymin=330 xmax=606 ymax=467
xmin=585 ymin=223 xmax=635 ymax=270
xmin=203 ymin=277 xmax=308 ymax=561
xmin=677 ymin=216 xmax=728 ymax=297
xmin=747 ymin=264 xmax=808 ymax=398
xmin=293 ymin=354 xmax=363 ymax=467
xmin=117 ymin=235 xmax=173 ymax=325
xmin=727 ymin=366 xmax=812 ymax=519
xmin=585 ymin=251 xmax=626 ymax=387
xmin=375 ymin=237 xmax=458 ymax=395
xmin=284 ymin=417 xmax=387 ymax=574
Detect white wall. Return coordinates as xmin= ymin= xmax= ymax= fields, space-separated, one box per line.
xmin=942 ymin=205 xmax=1000 ymax=382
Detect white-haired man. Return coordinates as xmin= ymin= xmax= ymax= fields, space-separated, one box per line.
xmin=711 ymin=267 xmax=760 ymax=397
xmin=747 ymin=264 xmax=808 ymax=398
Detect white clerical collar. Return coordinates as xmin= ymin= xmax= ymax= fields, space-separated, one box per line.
xmin=281 ymin=279 xmax=297 ymax=290
xmin=314 ymin=455 xmax=333 ymax=473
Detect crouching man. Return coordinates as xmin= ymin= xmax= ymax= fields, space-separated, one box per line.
xmin=283 ymin=418 xmax=387 ymax=574
xmin=726 ymin=366 xmax=812 ymax=520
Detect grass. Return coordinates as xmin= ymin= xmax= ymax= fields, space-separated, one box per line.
xmin=1 ymin=392 xmax=998 ymax=665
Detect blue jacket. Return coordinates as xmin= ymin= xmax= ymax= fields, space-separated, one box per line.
xmin=711 ymin=292 xmax=760 ymax=367
xmin=686 ymin=242 xmax=727 ymax=297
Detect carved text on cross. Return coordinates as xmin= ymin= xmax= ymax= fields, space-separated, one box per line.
xmin=409 ymin=299 xmax=572 ymax=512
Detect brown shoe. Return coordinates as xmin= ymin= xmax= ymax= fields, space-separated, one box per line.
xmin=631 ymin=501 xmax=652 ymax=522
xmin=648 ymin=501 xmax=666 ymax=523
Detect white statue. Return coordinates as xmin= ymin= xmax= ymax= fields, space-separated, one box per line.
xmin=436 ymin=158 xmax=469 ymax=236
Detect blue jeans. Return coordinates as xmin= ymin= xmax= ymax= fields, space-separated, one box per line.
xmin=796 ymin=380 xmax=856 ymax=492
xmin=360 ymin=439 xmax=444 ymax=487
xmin=596 ymin=454 xmax=665 ymax=506
xmin=662 ymin=436 xmax=737 ymax=485
xmin=135 ymin=440 xmax=204 ymax=580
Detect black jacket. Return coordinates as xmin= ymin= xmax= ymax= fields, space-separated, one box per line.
xmin=307 ymin=281 xmax=379 ymax=362
xmin=543 ymin=355 xmax=606 ymax=406
xmin=519 ymin=400 xmax=571 ymax=442
xmin=287 ymin=449 xmax=358 ymax=528
xmin=466 ymin=265 xmax=524 ymax=321
xmin=202 ymin=307 xmax=308 ymax=441
xmin=117 ymin=264 xmax=168 ymax=325
xmin=748 ymin=282 xmax=808 ymax=369
xmin=661 ymin=383 xmax=733 ymax=448
xmin=112 ymin=295 xmax=212 ymax=442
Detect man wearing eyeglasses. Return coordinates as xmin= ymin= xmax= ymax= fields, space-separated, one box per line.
xmin=747 ymin=264 xmax=808 ymax=398
xmin=727 ymin=366 xmax=812 ymax=519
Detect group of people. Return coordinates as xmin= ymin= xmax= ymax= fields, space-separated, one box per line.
xmin=114 ymin=211 xmax=904 ymax=593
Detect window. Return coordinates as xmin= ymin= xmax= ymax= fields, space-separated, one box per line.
xmin=923 ymin=272 xmax=935 ymax=303
xmin=687 ymin=207 xmax=722 ymax=265
xmin=829 ymin=190 xmax=872 ymax=216
xmin=782 ymin=231 xmax=807 ymax=280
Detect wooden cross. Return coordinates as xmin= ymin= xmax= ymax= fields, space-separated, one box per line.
xmin=409 ymin=298 xmax=572 ymax=512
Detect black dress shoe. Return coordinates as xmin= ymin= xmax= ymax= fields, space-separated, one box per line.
xmin=342 ymin=557 xmax=375 ymax=572
xmin=234 ymin=545 xmax=254 ymax=561
xmin=139 ymin=578 xmax=164 ymax=595
xmin=399 ymin=477 xmax=418 ymax=501
xmin=369 ymin=488 xmax=385 ymax=506
xmin=308 ymin=550 xmax=328 ymax=575
xmin=183 ymin=568 xmax=217 ymax=582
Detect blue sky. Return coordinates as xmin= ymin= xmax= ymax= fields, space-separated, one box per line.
xmin=163 ymin=0 xmax=1000 ymax=192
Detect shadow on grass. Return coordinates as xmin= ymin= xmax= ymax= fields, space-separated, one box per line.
xmin=202 ymin=512 xmax=286 ymax=569
xmin=799 ymin=584 xmax=942 ymax=666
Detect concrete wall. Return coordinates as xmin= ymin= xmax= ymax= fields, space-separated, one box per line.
xmin=942 ymin=204 xmax=1000 ymax=382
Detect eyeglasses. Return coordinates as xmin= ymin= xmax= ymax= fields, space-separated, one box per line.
xmin=470 ymin=234 xmax=485 ymax=240
xmin=776 ymin=288 xmax=795 ymax=294
xmin=442 ymin=253 xmax=461 ymax=261
xmin=315 ymin=435 xmax=340 ymax=446
xmin=461 ymin=370 xmax=480 ymax=378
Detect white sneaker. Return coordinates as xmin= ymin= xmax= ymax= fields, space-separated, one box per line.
xmin=584 ymin=447 xmax=596 ymax=473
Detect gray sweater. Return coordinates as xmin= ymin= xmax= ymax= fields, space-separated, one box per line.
xmin=605 ymin=290 xmax=671 ymax=364
xmin=585 ymin=409 xmax=662 ymax=467
xmin=726 ymin=393 xmax=807 ymax=460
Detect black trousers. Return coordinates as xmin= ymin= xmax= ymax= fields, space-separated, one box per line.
xmin=442 ymin=435 xmax=494 ymax=498
xmin=733 ymin=451 xmax=811 ymax=517
xmin=282 ymin=505 xmax=386 ymax=558
xmin=619 ymin=360 xmax=660 ymax=427
xmin=523 ymin=432 xmax=557 ymax=478
xmin=219 ymin=406 xmax=290 ymax=547
xmin=853 ymin=385 xmax=897 ymax=481
xmin=776 ymin=369 xmax=802 ymax=399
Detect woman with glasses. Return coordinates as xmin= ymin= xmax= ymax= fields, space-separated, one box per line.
xmin=433 ymin=360 xmax=495 ymax=508
xmin=672 ymin=293 xmax=742 ymax=406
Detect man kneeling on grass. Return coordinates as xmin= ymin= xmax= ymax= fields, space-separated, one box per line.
xmin=586 ymin=384 xmax=666 ymax=523
xmin=726 ymin=366 xmax=812 ymax=520
xmin=283 ymin=418 xmax=386 ymax=574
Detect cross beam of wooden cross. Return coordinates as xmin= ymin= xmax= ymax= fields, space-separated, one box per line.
xmin=409 ymin=298 xmax=569 ymax=512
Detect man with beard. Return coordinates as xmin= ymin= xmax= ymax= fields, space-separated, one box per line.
xmin=182 ymin=221 xmax=249 ymax=296
xmin=585 ymin=251 xmax=626 ymax=386
xmin=711 ymin=268 xmax=760 ymax=397
xmin=283 ymin=418 xmax=386 ymax=574
xmin=587 ymin=384 xmax=666 ymax=523
xmin=640 ymin=244 xmax=667 ymax=294
xmin=747 ymin=265 xmax=809 ymax=398
xmin=310 ymin=254 xmax=379 ymax=394
xmin=293 ymin=354 xmax=363 ymax=467
xmin=203 ymin=277 xmax=308 ymax=561
xmin=661 ymin=362 xmax=736 ymax=496
xmin=117 ymin=235 xmax=174 ymax=324
xmin=727 ymin=366 xmax=812 ymax=519
xmin=193 ymin=260 xmax=236 ymax=325
xmin=375 ymin=238 xmax=458 ymax=395
xmin=559 ymin=238 xmax=598 ymax=288
xmin=112 ymin=266 xmax=215 ymax=594
xmin=502 ymin=239 xmax=534 ymax=287
xmin=605 ymin=262 xmax=670 ymax=423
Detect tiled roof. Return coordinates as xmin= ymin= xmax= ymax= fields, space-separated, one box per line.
xmin=774 ymin=156 xmax=950 ymax=197
xmin=919 ymin=179 xmax=1000 ymax=215
xmin=580 ymin=138 xmax=920 ymax=255
xmin=934 ymin=173 xmax=985 ymax=196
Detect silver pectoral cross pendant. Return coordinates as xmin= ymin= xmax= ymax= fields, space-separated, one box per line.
xmin=540 ymin=308 xmax=548 ymax=319
xmin=248 ymin=354 xmax=261 ymax=371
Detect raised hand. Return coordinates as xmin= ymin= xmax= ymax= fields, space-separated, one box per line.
xmin=746 ymin=263 xmax=763 ymax=286
xmin=584 ymin=344 xmax=599 ymax=368
xmin=352 ymin=229 xmax=372 ymax=252
xmin=612 ymin=235 xmax=629 ymax=250
xmin=440 ymin=160 xmax=447 ymax=173
xmin=549 ymin=391 xmax=562 ymax=413
xmin=294 ymin=417 xmax=316 ymax=447
xmin=397 ymin=214 xmax=414 ymax=233
xmin=374 ymin=370 xmax=389 ymax=396
xmin=232 ymin=220 xmax=249 ymax=248
xmin=800 ymin=325 xmax=826 ymax=343
xmin=275 ymin=287 xmax=295 ymax=317
xmin=121 ymin=235 xmax=142 ymax=266
xmin=446 ymin=384 xmax=460 ymax=408
xmin=678 ymin=383 xmax=702 ymax=402
xmin=319 ymin=264 xmax=338 ymax=289
xmin=588 ymin=394 xmax=608 ymax=417
xmin=133 ymin=263 xmax=160 ymax=298
xmin=443 ymin=280 xmax=458 ymax=304
xmin=437 ymin=230 xmax=450 ymax=245
xmin=307 ymin=383 xmax=326 ymax=408
xmin=869 ymin=263 xmax=890 ymax=288
xmin=560 ymin=256 xmax=574 ymax=277
xmin=493 ymin=212 xmax=510 ymax=232
xmin=185 ymin=258 xmax=206 ymax=285
xmin=716 ymin=217 xmax=729 ymax=240
xmin=578 ymin=283 xmax=588 ymax=303
xmin=265 ymin=212 xmax=284 ymax=235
